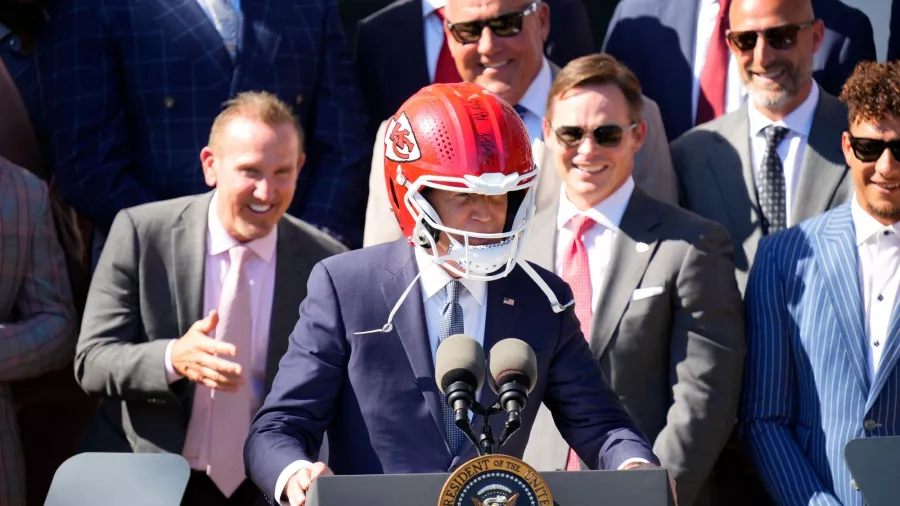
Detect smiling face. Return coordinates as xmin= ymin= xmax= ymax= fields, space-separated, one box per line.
xmin=201 ymin=116 xmax=304 ymax=242
xmin=543 ymin=83 xmax=645 ymax=211
xmin=728 ymin=0 xmax=824 ymax=119
xmin=444 ymin=0 xmax=550 ymax=106
xmin=844 ymin=115 xmax=900 ymax=225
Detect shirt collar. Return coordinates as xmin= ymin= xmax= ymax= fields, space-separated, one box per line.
xmin=414 ymin=246 xmax=487 ymax=305
xmin=422 ymin=0 xmax=445 ymax=18
xmin=516 ymin=57 xmax=552 ymax=119
xmin=207 ymin=191 xmax=278 ymax=263
xmin=748 ymin=81 xmax=819 ymax=139
xmin=557 ymin=176 xmax=635 ymax=232
xmin=852 ymin=195 xmax=900 ymax=246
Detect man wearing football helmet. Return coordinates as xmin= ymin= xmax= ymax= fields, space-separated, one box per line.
xmin=245 ymin=82 xmax=660 ymax=506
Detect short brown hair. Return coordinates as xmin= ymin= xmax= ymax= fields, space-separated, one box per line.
xmin=839 ymin=61 xmax=900 ymax=125
xmin=546 ymin=53 xmax=643 ymax=122
xmin=208 ymin=91 xmax=304 ymax=150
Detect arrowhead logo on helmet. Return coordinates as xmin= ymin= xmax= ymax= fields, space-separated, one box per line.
xmin=384 ymin=112 xmax=422 ymax=162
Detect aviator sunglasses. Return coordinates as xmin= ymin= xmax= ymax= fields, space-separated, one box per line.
xmin=445 ymin=1 xmax=539 ymax=44
xmin=551 ymin=123 xmax=638 ymax=149
xmin=848 ymin=135 xmax=900 ymax=163
xmin=726 ymin=21 xmax=816 ymax=51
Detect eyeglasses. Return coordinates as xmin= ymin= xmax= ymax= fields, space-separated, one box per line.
xmin=446 ymin=1 xmax=540 ymax=45
xmin=848 ymin=135 xmax=900 ymax=163
xmin=551 ymin=123 xmax=638 ymax=149
xmin=726 ymin=21 xmax=816 ymax=51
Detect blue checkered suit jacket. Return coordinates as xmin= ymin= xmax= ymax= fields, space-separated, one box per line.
xmin=42 ymin=0 xmax=371 ymax=247
xmin=741 ymin=203 xmax=900 ymax=506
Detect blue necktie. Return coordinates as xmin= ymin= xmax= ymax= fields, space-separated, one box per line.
xmin=438 ymin=280 xmax=466 ymax=456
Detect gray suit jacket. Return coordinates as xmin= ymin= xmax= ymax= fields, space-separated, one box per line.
xmin=519 ymin=188 xmax=746 ymax=506
xmin=671 ymin=88 xmax=853 ymax=294
xmin=75 ymin=192 xmax=347 ymax=454
xmin=362 ymin=92 xmax=677 ymax=247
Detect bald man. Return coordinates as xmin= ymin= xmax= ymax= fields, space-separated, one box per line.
xmin=671 ymin=0 xmax=854 ymax=294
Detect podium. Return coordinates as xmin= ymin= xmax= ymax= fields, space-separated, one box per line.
xmin=845 ymin=436 xmax=900 ymax=506
xmin=44 ymin=453 xmax=190 ymax=506
xmin=305 ymin=468 xmax=676 ymax=506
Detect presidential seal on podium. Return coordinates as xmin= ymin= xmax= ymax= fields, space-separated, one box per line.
xmin=438 ymin=454 xmax=552 ymax=506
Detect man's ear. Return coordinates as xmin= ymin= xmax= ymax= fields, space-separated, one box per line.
xmin=201 ymin=146 xmax=217 ymax=187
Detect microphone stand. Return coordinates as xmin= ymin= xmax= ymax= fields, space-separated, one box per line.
xmin=469 ymin=401 xmax=520 ymax=455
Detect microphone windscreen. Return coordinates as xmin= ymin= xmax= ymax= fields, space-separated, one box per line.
xmin=435 ymin=334 xmax=486 ymax=394
xmin=488 ymin=338 xmax=538 ymax=394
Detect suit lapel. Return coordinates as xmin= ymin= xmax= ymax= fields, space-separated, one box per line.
xmin=164 ymin=0 xmax=234 ymax=80
xmin=264 ymin=220 xmax=314 ymax=391
xmin=814 ymin=206 xmax=869 ymax=396
xmin=792 ymin=91 xmax=851 ymax=223
xmin=710 ymin=108 xmax=763 ymax=264
xmin=380 ymin=242 xmax=446 ymax=442
xmin=387 ymin=0 xmax=430 ymax=111
xmin=171 ymin=193 xmax=211 ymax=336
xmin=235 ymin=0 xmax=282 ymax=95
xmin=660 ymin=0 xmax=699 ymax=129
xmin=589 ymin=190 xmax=661 ymax=359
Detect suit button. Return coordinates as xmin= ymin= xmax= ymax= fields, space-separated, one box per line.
xmin=864 ymin=419 xmax=877 ymax=431
xmin=164 ymin=96 xmax=176 ymax=108
xmin=851 ymin=478 xmax=859 ymax=490
xmin=295 ymin=94 xmax=303 ymax=105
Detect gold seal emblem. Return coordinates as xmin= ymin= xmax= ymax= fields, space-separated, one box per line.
xmin=438 ymin=455 xmax=552 ymax=506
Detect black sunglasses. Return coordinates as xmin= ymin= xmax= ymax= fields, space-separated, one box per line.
xmin=726 ymin=21 xmax=816 ymax=51
xmin=551 ymin=123 xmax=638 ymax=149
xmin=446 ymin=1 xmax=539 ymax=45
xmin=849 ymin=135 xmax=900 ymax=163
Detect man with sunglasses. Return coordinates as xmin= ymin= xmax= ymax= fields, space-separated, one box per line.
xmin=353 ymin=0 xmax=595 ymax=141
xmin=671 ymin=0 xmax=854 ymax=295
xmin=603 ymin=0 xmax=875 ymax=141
xmin=519 ymin=53 xmax=745 ymax=506
xmin=740 ymin=60 xmax=900 ymax=506
xmin=362 ymin=0 xmax=678 ymax=248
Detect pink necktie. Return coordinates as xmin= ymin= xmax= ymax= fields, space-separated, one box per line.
xmin=559 ymin=215 xmax=595 ymax=471
xmin=209 ymin=245 xmax=254 ymax=497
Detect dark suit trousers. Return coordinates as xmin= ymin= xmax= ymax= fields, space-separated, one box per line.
xmin=180 ymin=473 xmax=264 ymax=506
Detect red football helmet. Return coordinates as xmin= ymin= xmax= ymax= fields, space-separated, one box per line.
xmin=382 ymin=82 xmax=538 ymax=280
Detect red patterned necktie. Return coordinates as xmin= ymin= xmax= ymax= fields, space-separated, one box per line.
xmin=434 ymin=8 xmax=462 ymax=83
xmin=559 ymin=214 xmax=595 ymax=470
xmin=696 ymin=0 xmax=731 ymax=125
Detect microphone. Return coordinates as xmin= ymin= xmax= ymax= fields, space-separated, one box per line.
xmin=435 ymin=334 xmax=486 ymax=452
xmin=488 ymin=338 xmax=538 ymax=449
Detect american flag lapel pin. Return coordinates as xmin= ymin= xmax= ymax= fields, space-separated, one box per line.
xmin=503 ymin=297 xmax=515 ymax=306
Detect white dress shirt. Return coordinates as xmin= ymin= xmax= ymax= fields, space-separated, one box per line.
xmin=747 ymin=83 xmax=820 ymax=227
xmin=164 ymin=191 xmax=277 ymax=470
xmin=555 ymin=177 xmax=636 ymax=310
xmin=196 ymin=0 xmax=243 ymax=56
xmin=423 ymin=0 xmax=447 ymax=83
xmin=515 ymin=57 xmax=553 ymax=142
xmin=692 ymin=0 xmax=746 ymax=122
xmin=852 ymin=197 xmax=900 ymax=382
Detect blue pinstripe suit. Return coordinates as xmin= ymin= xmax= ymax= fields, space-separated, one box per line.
xmin=741 ymin=203 xmax=900 ymax=506
xmin=41 ymin=0 xmax=371 ymax=247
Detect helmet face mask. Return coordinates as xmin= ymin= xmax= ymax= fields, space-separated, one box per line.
xmin=383 ymin=82 xmax=538 ymax=282
xmin=404 ymin=170 xmax=537 ymax=281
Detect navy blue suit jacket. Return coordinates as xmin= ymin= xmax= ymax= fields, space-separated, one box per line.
xmin=741 ymin=204 xmax=900 ymax=506
xmin=245 ymin=239 xmax=658 ymax=501
xmin=603 ymin=0 xmax=876 ymax=141
xmin=42 ymin=0 xmax=371 ymax=247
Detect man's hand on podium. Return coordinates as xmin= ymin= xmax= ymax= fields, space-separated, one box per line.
xmin=284 ymin=462 xmax=333 ymax=506
xmin=624 ymin=462 xmax=678 ymax=505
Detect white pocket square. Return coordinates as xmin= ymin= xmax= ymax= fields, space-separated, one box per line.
xmin=632 ymin=286 xmax=664 ymax=301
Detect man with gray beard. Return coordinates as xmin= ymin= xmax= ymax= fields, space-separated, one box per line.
xmin=671 ymin=0 xmax=854 ymax=295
